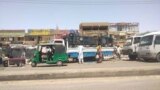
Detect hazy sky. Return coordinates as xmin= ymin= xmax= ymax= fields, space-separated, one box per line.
xmin=0 ymin=0 xmax=160 ymax=32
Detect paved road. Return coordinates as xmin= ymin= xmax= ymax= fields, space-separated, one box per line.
xmin=1 ymin=76 xmax=160 ymax=90
xmin=1 ymin=58 xmax=160 ymax=72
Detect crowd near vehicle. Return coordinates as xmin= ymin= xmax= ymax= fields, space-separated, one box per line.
xmin=31 ymin=43 xmax=68 ymax=67
xmin=138 ymin=31 xmax=160 ymax=62
xmin=122 ymin=35 xmax=142 ymax=60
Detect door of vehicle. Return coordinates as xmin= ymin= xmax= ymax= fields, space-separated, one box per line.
xmin=154 ymin=35 xmax=160 ymax=58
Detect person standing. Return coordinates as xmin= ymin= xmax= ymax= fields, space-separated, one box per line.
xmin=96 ymin=45 xmax=103 ymax=63
xmin=78 ymin=45 xmax=84 ymax=64
xmin=46 ymin=46 xmax=52 ymax=61
xmin=116 ymin=45 xmax=122 ymax=60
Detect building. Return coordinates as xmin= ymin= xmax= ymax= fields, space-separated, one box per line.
xmin=79 ymin=22 xmax=139 ymax=46
xmin=24 ymin=29 xmax=53 ymax=45
xmin=79 ymin=22 xmax=109 ymax=36
xmin=108 ymin=22 xmax=139 ymax=46
xmin=0 ymin=30 xmax=25 ymax=45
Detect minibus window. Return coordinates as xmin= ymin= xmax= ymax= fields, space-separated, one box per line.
xmin=140 ymin=35 xmax=153 ymax=46
xmin=155 ymin=36 xmax=160 ymax=44
xmin=134 ymin=37 xmax=141 ymax=44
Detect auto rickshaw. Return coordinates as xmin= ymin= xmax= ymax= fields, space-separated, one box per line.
xmin=2 ymin=46 xmax=26 ymax=67
xmin=31 ymin=43 xmax=68 ymax=67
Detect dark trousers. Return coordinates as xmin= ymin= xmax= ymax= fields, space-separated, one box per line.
xmin=47 ymin=52 xmax=52 ymax=61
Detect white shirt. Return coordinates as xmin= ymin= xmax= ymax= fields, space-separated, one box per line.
xmin=78 ymin=45 xmax=83 ymax=59
xmin=116 ymin=47 xmax=122 ymax=54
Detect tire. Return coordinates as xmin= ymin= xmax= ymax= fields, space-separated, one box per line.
xmin=16 ymin=63 xmax=20 ymax=67
xmin=156 ymin=53 xmax=160 ymax=62
xmin=57 ymin=61 xmax=63 ymax=66
xmin=73 ymin=58 xmax=77 ymax=62
xmin=128 ymin=54 xmax=137 ymax=60
xmin=31 ymin=62 xmax=37 ymax=67
xmin=3 ymin=61 xmax=8 ymax=67
xmin=17 ymin=62 xmax=23 ymax=67
xmin=143 ymin=58 xmax=150 ymax=62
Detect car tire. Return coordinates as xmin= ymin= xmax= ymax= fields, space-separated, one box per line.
xmin=31 ymin=62 xmax=37 ymax=67
xmin=57 ymin=61 xmax=63 ymax=66
xmin=3 ymin=61 xmax=8 ymax=67
xmin=129 ymin=54 xmax=137 ymax=60
xmin=156 ymin=53 xmax=160 ymax=62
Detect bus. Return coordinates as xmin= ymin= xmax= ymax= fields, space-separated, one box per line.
xmin=138 ymin=31 xmax=160 ymax=62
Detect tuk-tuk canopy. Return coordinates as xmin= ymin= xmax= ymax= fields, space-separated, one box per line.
xmin=38 ymin=43 xmax=66 ymax=54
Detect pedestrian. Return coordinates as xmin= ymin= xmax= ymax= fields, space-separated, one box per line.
xmin=96 ymin=45 xmax=103 ymax=63
xmin=78 ymin=45 xmax=84 ymax=64
xmin=116 ymin=45 xmax=122 ymax=60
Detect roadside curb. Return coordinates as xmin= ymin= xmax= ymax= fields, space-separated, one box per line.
xmin=0 ymin=67 xmax=160 ymax=81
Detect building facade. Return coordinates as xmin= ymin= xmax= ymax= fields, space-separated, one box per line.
xmin=79 ymin=22 xmax=109 ymax=36
xmin=79 ymin=22 xmax=139 ymax=46
xmin=0 ymin=30 xmax=25 ymax=45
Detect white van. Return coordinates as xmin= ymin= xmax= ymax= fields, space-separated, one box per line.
xmin=122 ymin=35 xmax=142 ymax=60
xmin=138 ymin=31 xmax=160 ymax=62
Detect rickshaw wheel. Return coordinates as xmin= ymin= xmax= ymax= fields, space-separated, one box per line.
xmin=3 ymin=60 xmax=8 ymax=67
xmin=57 ymin=61 xmax=63 ymax=66
xmin=31 ymin=62 xmax=37 ymax=67
xmin=17 ymin=62 xmax=23 ymax=67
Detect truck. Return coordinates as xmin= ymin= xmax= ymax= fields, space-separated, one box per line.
xmin=122 ymin=35 xmax=142 ymax=60
xmin=52 ymin=34 xmax=114 ymax=62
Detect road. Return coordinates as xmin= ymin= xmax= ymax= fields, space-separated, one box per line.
xmin=1 ymin=58 xmax=160 ymax=71
xmin=0 ymin=76 xmax=160 ymax=90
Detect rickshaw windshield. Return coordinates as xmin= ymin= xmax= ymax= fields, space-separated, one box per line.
xmin=10 ymin=48 xmax=24 ymax=58
xmin=54 ymin=45 xmax=65 ymax=53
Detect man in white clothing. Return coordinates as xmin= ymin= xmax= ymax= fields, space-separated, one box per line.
xmin=116 ymin=45 xmax=122 ymax=60
xmin=78 ymin=45 xmax=84 ymax=64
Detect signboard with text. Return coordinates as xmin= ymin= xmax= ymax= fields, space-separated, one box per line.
xmin=0 ymin=30 xmax=25 ymax=37
xmin=28 ymin=29 xmax=51 ymax=36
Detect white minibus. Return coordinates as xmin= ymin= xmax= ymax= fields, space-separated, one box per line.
xmin=138 ymin=31 xmax=160 ymax=62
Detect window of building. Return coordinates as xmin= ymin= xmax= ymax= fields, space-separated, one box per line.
xmin=1 ymin=38 xmax=5 ymax=41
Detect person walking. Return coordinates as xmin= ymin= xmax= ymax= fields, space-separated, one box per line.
xmin=96 ymin=45 xmax=103 ymax=63
xmin=116 ymin=45 xmax=122 ymax=60
xmin=78 ymin=45 xmax=84 ymax=64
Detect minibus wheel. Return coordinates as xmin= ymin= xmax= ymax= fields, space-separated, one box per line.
xmin=156 ymin=53 xmax=160 ymax=62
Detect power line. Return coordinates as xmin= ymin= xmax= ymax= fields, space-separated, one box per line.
xmin=0 ymin=0 xmax=160 ymax=5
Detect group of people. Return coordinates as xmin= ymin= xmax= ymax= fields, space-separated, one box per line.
xmin=77 ymin=45 xmax=104 ymax=64
xmin=78 ymin=44 xmax=122 ymax=64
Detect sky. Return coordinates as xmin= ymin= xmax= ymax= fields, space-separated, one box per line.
xmin=0 ymin=0 xmax=160 ymax=32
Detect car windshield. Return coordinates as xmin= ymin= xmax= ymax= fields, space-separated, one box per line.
xmin=124 ymin=38 xmax=132 ymax=46
xmin=139 ymin=35 xmax=153 ymax=46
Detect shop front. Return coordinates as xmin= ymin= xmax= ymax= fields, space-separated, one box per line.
xmin=0 ymin=30 xmax=25 ymax=45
